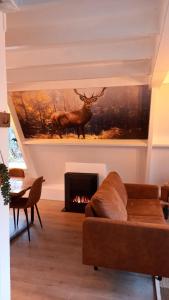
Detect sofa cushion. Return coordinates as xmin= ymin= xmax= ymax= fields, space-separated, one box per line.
xmin=127 ymin=198 xmax=164 ymax=217
xmin=91 ymin=186 xmax=127 ymax=220
xmin=128 ymin=214 xmax=165 ymax=224
xmin=105 ymin=172 xmax=128 ymax=206
xmin=127 ymin=198 xmax=165 ymax=224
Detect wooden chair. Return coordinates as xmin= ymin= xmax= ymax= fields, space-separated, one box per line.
xmin=10 ymin=176 xmax=44 ymax=242
xmin=9 ymin=168 xmax=25 ymax=229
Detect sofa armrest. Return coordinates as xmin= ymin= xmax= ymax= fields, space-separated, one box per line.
xmin=83 ymin=217 xmax=169 ymax=276
xmin=85 ymin=202 xmax=95 ymax=217
xmin=124 ymin=183 xmax=159 ymax=199
xmin=161 ymin=185 xmax=169 ymax=202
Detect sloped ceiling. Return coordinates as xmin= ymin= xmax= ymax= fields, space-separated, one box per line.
xmin=5 ymin=0 xmax=169 ymax=88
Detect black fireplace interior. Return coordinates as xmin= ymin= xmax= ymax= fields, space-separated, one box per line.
xmin=64 ymin=172 xmax=98 ymax=212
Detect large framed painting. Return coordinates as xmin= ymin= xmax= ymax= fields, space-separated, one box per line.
xmin=9 ymin=85 xmax=151 ymax=140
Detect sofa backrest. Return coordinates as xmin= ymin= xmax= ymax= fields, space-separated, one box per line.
xmin=106 ymin=172 xmax=128 ymax=206
xmin=90 ymin=171 xmax=128 ymax=220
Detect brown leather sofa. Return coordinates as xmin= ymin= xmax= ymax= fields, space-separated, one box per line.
xmin=83 ymin=171 xmax=169 ymax=277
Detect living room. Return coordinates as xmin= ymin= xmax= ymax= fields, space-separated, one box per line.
xmin=0 ymin=0 xmax=169 ymax=299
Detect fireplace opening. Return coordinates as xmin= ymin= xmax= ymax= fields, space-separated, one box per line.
xmin=64 ymin=172 xmax=98 ymax=213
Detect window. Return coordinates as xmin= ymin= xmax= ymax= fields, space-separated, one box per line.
xmin=8 ymin=128 xmax=26 ymax=169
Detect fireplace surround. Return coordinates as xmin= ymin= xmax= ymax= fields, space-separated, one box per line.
xmin=64 ymin=172 xmax=98 ymax=213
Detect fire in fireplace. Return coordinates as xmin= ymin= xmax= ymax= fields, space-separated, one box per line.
xmin=73 ymin=195 xmax=90 ymax=204
xmin=64 ymin=172 xmax=98 ymax=213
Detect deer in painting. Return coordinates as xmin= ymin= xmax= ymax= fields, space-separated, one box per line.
xmin=50 ymin=87 xmax=106 ymax=138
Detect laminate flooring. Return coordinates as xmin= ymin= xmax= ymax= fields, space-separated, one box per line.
xmin=11 ymin=200 xmax=156 ymax=300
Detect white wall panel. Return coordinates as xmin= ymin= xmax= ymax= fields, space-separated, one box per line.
xmin=9 ymin=81 xmax=169 ymax=197
xmin=148 ymin=85 xmax=169 ymax=184
xmin=27 ymin=144 xmax=147 ymax=186
xmin=153 ymin=85 xmax=169 ymax=144
xmin=0 ymin=12 xmax=10 ymax=300
xmin=149 ymin=147 xmax=169 ymax=184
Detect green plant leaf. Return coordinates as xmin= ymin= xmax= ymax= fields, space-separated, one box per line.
xmin=0 ymin=163 xmax=11 ymax=205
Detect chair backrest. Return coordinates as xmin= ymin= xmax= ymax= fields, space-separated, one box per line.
xmin=26 ymin=176 xmax=43 ymax=207
xmin=9 ymin=168 xmax=25 ymax=178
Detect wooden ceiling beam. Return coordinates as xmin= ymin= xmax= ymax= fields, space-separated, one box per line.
xmin=6 ymin=37 xmax=155 ymax=70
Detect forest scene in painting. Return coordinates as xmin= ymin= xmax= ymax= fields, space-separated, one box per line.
xmin=9 ymin=85 xmax=151 ymax=140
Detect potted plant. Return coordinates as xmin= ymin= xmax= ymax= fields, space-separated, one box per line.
xmin=0 ymin=152 xmax=11 ymax=205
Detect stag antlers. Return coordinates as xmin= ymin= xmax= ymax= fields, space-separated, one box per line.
xmin=50 ymin=87 xmax=106 ymax=139
xmin=74 ymin=87 xmax=106 ymax=104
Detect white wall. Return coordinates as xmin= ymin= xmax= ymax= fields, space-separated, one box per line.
xmin=0 ymin=13 xmax=10 ymax=300
xmin=27 ymin=142 xmax=146 ymax=179
xmin=8 ymin=80 xmax=149 ymax=200
xmin=149 ymin=148 xmax=169 ymax=184
xmin=21 ymin=141 xmax=147 ymax=200
xmin=8 ymin=81 xmax=169 ymax=199
xmin=152 ymin=85 xmax=169 ymax=144
xmin=149 ymin=85 xmax=169 ymax=184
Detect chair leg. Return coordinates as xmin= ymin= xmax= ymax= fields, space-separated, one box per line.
xmin=17 ymin=209 xmax=20 ymax=227
xmin=35 ymin=204 xmax=43 ymax=228
xmin=24 ymin=208 xmax=30 ymax=242
xmin=13 ymin=208 xmax=16 ymax=229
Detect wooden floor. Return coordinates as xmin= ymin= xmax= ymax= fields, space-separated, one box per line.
xmin=11 ymin=200 xmax=156 ymax=300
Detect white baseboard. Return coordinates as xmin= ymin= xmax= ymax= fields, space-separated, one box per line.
xmin=41 ymin=184 xmax=64 ymax=201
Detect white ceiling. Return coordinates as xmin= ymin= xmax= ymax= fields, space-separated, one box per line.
xmin=3 ymin=0 xmax=169 ymax=88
